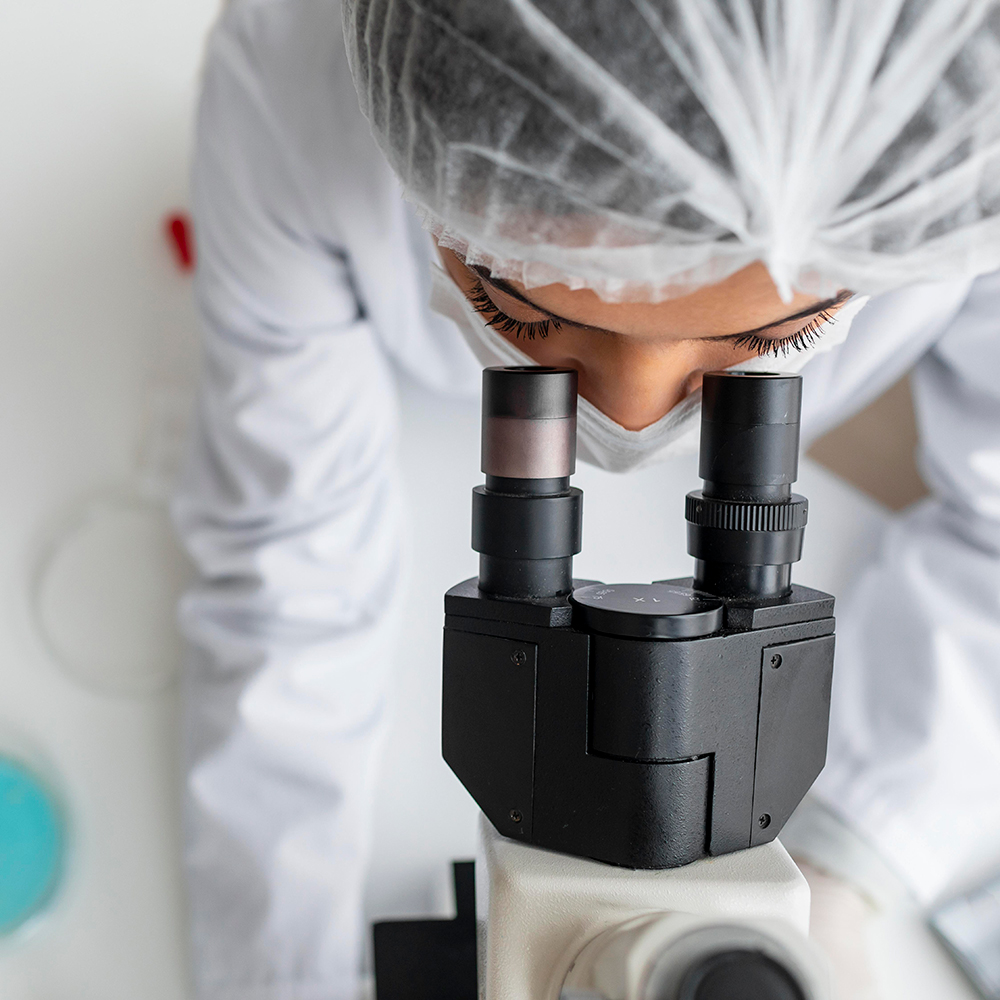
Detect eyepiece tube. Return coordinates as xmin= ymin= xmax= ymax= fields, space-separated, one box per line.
xmin=699 ymin=372 xmax=801 ymax=501
xmin=473 ymin=367 xmax=582 ymax=599
xmin=687 ymin=372 xmax=808 ymax=600
xmin=481 ymin=365 xmax=577 ymax=484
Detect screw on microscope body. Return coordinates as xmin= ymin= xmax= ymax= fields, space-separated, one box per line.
xmin=510 ymin=809 xmax=523 ymax=824
xmin=758 ymin=813 xmax=771 ymax=829
xmin=770 ymin=653 xmax=782 ymax=669
xmin=511 ymin=649 xmax=527 ymax=667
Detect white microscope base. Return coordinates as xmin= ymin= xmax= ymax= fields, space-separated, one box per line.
xmin=476 ymin=814 xmax=812 ymax=1000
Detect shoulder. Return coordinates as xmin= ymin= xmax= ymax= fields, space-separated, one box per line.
xmin=208 ymin=0 xmax=371 ymax=152
xmin=210 ymin=0 xmax=347 ymax=104
xmin=215 ymin=0 xmax=344 ymax=59
xmin=204 ymin=0 xmax=391 ymax=211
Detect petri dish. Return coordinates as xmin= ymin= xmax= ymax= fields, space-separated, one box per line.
xmin=0 ymin=755 xmax=65 ymax=934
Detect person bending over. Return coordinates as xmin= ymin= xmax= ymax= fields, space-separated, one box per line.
xmin=174 ymin=3 xmax=1000 ymax=999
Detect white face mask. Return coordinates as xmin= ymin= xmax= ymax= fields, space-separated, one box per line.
xmin=430 ymin=264 xmax=868 ymax=473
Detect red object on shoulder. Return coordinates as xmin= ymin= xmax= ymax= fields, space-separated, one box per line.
xmin=165 ymin=212 xmax=195 ymax=272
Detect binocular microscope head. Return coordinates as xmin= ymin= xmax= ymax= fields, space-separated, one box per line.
xmin=444 ymin=365 xmax=834 ymax=869
xmin=375 ymin=366 xmax=835 ymax=1000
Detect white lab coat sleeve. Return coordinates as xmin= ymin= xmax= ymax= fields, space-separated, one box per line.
xmin=814 ymin=270 xmax=1000 ymax=905
xmin=171 ymin=8 xmax=404 ymax=1000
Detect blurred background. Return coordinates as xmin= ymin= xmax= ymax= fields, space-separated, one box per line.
xmin=0 ymin=2 xmax=973 ymax=998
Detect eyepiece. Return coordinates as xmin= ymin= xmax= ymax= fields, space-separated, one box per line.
xmin=482 ymin=366 xmax=578 ymax=420
xmin=481 ymin=366 xmax=577 ymax=481
xmin=473 ymin=367 xmax=582 ymax=599
xmin=699 ymin=372 xmax=801 ymax=501
xmin=688 ymin=372 xmax=807 ymax=600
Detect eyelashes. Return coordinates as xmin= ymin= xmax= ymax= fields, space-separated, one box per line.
xmin=731 ymin=308 xmax=836 ymax=357
xmin=467 ymin=279 xmax=562 ymax=340
xmin=467 ymin=276 xmax=836 ymax=357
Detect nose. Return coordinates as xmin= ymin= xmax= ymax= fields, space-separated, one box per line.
xmin=523 ymin=335 xmax=706 ymax=431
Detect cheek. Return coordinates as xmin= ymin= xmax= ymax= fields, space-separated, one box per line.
xmin=677 ymin=342 xmax=766 ymax=392
xmin=497 ymin=331 xmax=574 ymax=366
xmin=499 ymin=325 xmax=761 ymax=375
xmin=495 ymin=327 xmax=767 ymax=428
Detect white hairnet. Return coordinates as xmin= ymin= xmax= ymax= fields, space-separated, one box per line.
xmin=345 ymin=0 xmax=1000 ymax=302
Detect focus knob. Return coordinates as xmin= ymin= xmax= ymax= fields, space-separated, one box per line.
xmin=676 ymin=949 xmax=806 ymax=1000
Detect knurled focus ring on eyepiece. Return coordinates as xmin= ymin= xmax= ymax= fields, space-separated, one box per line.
xmin=685 ymin=492 xmax=808 ymax=532
xmin=686 ymin=492 xmax=807 ymax=568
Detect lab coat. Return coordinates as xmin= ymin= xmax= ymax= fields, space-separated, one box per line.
xmin=173 ymin=1 xmax=1000 ymax=998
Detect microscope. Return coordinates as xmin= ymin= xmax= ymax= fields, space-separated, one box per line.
xmin=375 ymin=367 xmax=835 ymax=1000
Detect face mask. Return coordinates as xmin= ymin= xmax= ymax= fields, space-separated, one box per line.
xmin=430 ymin=264 xmax=868 ymax=473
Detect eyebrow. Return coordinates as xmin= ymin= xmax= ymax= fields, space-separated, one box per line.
xmin=471 ymin=265 xmax=851 ymax=342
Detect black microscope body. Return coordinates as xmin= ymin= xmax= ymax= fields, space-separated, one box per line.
xmin=442 ymin=366 xmax=835 ymax=869
xmin=372 ymin=366 xmax=836 ymax=1000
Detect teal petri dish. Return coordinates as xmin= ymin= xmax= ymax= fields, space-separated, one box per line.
xmin=0 ymin=756 xmax=65 ymax=934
